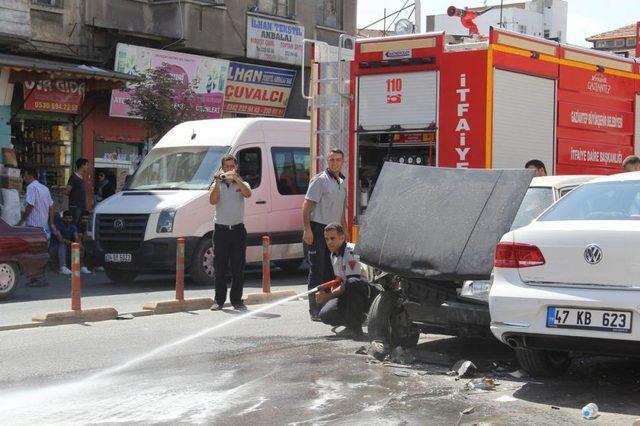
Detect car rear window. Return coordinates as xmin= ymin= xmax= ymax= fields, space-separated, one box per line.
xmin=510 ymin=187 xmax=554 ymax=230
xmin=539 ymin=181 xmax=640 ymax=221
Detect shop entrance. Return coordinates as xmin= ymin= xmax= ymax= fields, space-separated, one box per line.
xmin=93 ymin=139 xmax=144 ymax=203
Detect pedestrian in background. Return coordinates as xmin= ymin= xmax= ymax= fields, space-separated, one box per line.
xmin=50 ymin=210 xmax=91 ymax=275
xmin=525 ymin=159 xmax=547 ymax=177
xmin=303 ymin=149 xmax=348 ymax=321
xmin=94 ymin=171 xmax=115 ymax=204
xmin=66 ymin=158 xmax=89 ymax=224
xmin=209 ymin=154 xmax=252 ymax=311
xmin=18 ymin=167 xmax=54 ymax=287
xmin=622 ymin=155 xmax=640 ymax=172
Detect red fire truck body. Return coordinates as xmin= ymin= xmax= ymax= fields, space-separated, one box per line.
xmin=324 ymin=28 xmax=640 ymax=231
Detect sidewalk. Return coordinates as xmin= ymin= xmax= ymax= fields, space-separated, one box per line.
xmin=0 ymin=269 xmax=308 ymax=328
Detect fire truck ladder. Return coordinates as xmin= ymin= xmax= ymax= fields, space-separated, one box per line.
xmin=302 ymin=34 xmax=355 ymax=176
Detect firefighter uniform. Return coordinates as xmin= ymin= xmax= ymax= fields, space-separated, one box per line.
xmin=318 ymin=242 xmax=370 ymax=333
xmin=304 ymin=169 xmax=347 ymax=316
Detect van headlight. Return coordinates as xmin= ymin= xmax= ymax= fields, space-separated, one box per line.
xmin=157 ymin=209 xmax=176 ymax=233
xmin=460 ymin=280 xmax=492 ymax=303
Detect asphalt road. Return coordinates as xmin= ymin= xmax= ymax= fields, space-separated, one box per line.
xmin=2 ymin=295 xmax=640 ymax=425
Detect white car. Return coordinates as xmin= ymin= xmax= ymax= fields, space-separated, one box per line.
xmin=460 ymin=175 xmax=597 ymax=304
xmin=490 ymin=172 xmax=640 ymax=377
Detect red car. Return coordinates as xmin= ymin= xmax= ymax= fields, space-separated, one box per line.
xmin=0 ymin=218 xmax=49 ymax=299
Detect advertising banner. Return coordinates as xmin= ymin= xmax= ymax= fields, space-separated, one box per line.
xmin=23 ymin=80 xmax=85 ymax=114
xmin=246 ymin=16 xmax=304 ymax=65
xmin=224 ymin=62 xmax=296 ymax=117
xmin=109 ymin=43 xmax=229 ymax=119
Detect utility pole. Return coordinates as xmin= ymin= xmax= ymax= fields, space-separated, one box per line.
xmin=414 ymin=0 xmax=422 ymax=33
xmin=499 ymin=0 xmax=504 ymax=28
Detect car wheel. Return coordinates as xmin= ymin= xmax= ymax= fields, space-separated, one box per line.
xmin=368 ymin=291 xmax=420 ymax=359
xmin=190 ymin=237 xmax=214 ymax=286
xmin=0 ymin=262 xmax=20 ymax=299
xmin=104 ymin=267 xmax=138 ymax=284
xmin=275 ymin=259 xmax=302 ymax=273
xmin=514 ymin=347 xmax=571 ymax=377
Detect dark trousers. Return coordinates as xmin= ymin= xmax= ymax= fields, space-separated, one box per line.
xmin=307 ymin=221 xmax=334 ymax=315
xmin=213 ymin=224 xmax=247 ymax=306
xmin=319 ymin=277 xmax=371 ymax=329
xmin=69 ymin=206 xmax=83 ymax=226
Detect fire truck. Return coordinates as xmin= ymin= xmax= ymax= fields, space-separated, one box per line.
xmin=304 ymin=26 xmax=640 ymax=234
xmin=303 ymin=26 xmax=640 ymax=350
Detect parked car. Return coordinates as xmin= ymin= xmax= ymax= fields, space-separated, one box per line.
xmin=490 ymin=172 xmax=640 ymax=377
xmin=93 ymin=118 xmax=310 ymax=285
xmin=0 ymin=218 xmax=49 ymax=299
xmin=460 ymin=175 xmax=597 ymax=303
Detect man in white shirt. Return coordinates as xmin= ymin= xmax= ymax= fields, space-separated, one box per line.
xmin=19 ymin=167 xmax=54 ymax=287
xmin=315 ymin=223 xmax=370 ymax=340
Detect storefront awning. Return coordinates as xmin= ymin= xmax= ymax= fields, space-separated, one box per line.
xmin=0 ymin=53 xmax=139 ymax=90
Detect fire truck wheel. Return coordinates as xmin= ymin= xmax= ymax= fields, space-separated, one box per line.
xmin=368 ymin=291 xmax=420 ymax=354
xmin=104 ymin=267 xmax=138 ymax=284
xmin=191 ymin=237 xmax=214 ymax=286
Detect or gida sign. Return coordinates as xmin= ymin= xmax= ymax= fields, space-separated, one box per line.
xmin=23 ymin=80 xmax=86 ymax=114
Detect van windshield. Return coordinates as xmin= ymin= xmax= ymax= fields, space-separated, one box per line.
xmin=128 ymin=146 xmax=229 ymax=190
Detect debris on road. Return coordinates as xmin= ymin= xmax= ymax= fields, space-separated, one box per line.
xmin=508 ymin=369 xmax=528 ymax=379
xmin=394 ymin=370 xmax=410 ymax=378
xmin=368 ymin=340 xmax=389 ymax=361
xmin=495 ymin=395 xmax=517 ymax=402
xmin=355 ymin=346 xmax=368 ymax=355
xmin=582 ymin=403 xmax=599 ymax=420
xmin=390 ymin=346 xmax=416 ymax=365
xmin=455 ymin=406 xmax=476 ymax=426
xmin=465 ymin=378 xmax=496 ymax=391
xmin=451 ymin=360 xmax=478 ymax=378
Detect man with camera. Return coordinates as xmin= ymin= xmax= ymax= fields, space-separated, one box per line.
xmin=209 ymin=154 xmax=252 ymax=311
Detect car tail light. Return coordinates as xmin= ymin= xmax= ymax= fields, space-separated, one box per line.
xmin=494 ymin=242 xmax=545 ymax=268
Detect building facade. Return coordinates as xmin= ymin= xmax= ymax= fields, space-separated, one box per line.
xmin=0 ymin=0 xmax=356 ymax=212
xmin=426 ymin=0 xmax=567 ymax=42
xmin=586 ymin=23 xmax=638 ymax=58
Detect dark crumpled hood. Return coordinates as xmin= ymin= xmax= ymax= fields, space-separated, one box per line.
xmin=356 ymin=163 xmax=533 ymax=281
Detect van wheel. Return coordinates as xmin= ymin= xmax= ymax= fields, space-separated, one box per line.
xmin=514 ymin=348 xmax=570 ymax=377
xmin=104 ymin=267 xmax=138 ymax=284
xmin=191 ymin=237 xmax=214 ymax=286
xmin=0 ymin=262 xmax=20 ymax=299
xmin=275 ymin=259 xmax=301 ymax=273
xmin=368 ymin=291 xmax=420 ymax=359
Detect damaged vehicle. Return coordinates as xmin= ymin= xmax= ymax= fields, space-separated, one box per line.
xmin=357 ymin=163 xmax=533 ymax=356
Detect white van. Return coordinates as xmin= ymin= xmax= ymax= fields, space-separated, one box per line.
xmin=92 ymin=118 xmax=310 ymax=285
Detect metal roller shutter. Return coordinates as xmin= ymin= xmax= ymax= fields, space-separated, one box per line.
xmin=358 ymin=71 xmax=438 ymax=131
xmin=635 ymin=94 xmax=640 ymax=155
xmin=492 ymin=69 xmax=555 ymax=172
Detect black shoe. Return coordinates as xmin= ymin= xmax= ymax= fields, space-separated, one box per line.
xmin=233 ymin=303 xmax=248 ymax=311
xmin=210 ymin=302 xmax=224 ymax=311
xmin=310 ymin=313 xmax=322 ymax=322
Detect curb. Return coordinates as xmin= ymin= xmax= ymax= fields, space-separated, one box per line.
xmin=142 ymin=298 xmax=213 ymax=314
xmin=244 ymin=290 xmax=298 ymax=305
xmin=32 ymin=307 xmax=119 ymax=324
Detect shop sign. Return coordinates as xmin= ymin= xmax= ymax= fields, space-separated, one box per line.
xmin=23 ymin=80 xmax=85 ymax=114
xmin=246 ymin=16 xmax=304 ymax=65
xmin=110 ymin=43 xmax=229 ymax=119
xmin=102 ymin=152 xmax=144 ymax=163
xmin=636 ymin=22 xmax=640 ymax=58
xmin=224 ymin=62 xmax=296 ymax=117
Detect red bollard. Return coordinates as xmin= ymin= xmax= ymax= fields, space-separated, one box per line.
xmin=71 ymin=242 xmax=81 ymax=311
xmin=262 ymin=236 xmax=271 ymax=293
xmin=176 ymin=238 xmax=185 ymax=301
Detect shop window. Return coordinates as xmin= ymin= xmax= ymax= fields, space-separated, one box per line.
xmin=317 ymin=0 xmax=342 ymax=29
xmin=615 ymin=39 xmax=625 ymax=47
xmin=595 ymin=41 xmax=606 ymax=48
xmin=238 ymin=147 xmax=262 ymax=189
xmin=255 ymin=0 xmax=293 ymax=17
xmin=627 ymin=38 xmax=636 ymax=47
xmin=271 ymin=147 xmax=309 ymax=195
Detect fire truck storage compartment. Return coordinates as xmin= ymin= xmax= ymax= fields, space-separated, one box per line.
xmin=492 ymin=69 xmax=555 ymax=172
xmin=636 ymin=94 xmax=640 ymax=154
xmin=356 ymin=132 xmax=436 ymax=217
xmin=357 ymin=71 xmax=438 ymax=131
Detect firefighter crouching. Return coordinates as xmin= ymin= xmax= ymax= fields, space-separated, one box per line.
xmin=315 ymin=223 xmax=371 ymax=340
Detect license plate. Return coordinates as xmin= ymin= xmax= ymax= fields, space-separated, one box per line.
xmin=105 ymin=253 xmax=132 ymax=263
xmin=547 ymin=307 xmax=632 ymax=333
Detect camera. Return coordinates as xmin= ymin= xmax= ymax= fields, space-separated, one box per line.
xmin=220 ymin=174 xmax=226 ymax=180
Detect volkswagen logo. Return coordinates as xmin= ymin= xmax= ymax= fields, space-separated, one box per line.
xmin=584 ymin=244 xmax=603 ymax=265
xmin=113 ymin=218 xmax=125 ymax=231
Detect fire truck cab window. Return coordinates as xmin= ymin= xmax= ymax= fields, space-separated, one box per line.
xmin=271 ymin=147 xmax=309 ymax=195
xmin=238 ymin=147 xmax=262 ymax=189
